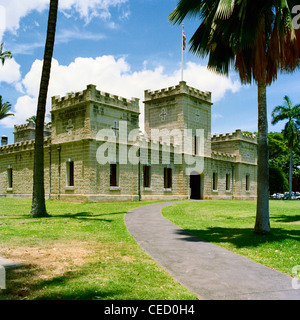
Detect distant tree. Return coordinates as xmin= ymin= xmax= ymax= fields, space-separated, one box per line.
xmin=0 ymin=96 xmax=14 ymax=120
xmin=271 ymin=96 xmax=300 ymax=199
xmin=26 ymin=115 xmax=37 ymax=123
xmin=0 ymin=43 xmax=12 ymax=65
xmin=268 ymin=132 xmax=288 ymax=158
xmin=242 ymin=131 xmax=257 ymax=136
xmin=269 ymin=131 xmax=300 ymax=191
xmin=26 ymin=115 xmax=52 ymax=125
xmin=269 ymin=166 xmax=289 ymax=195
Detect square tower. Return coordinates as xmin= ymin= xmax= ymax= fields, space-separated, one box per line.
xmin=144 ymin=81 xmax=212 ymax=156
xmin=51 ymin=84 xmax=140 ymax=145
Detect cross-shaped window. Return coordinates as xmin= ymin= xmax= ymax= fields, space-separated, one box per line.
xmin=159 ymin=108 xmax=167 ymax=121
xmin=112 ymin=121 xmax=119 ymax=135
xmin=66 ymin=119 xmax=74 ymax=136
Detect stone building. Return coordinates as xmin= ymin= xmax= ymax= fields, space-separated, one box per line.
xmin=0 ymin=81 xmax=257 ymax=202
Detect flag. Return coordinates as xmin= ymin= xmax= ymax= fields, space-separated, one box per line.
xmin=182 ymin=24 xmax=186 ymax=51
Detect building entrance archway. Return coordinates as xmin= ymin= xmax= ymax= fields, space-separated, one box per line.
xmin=190 ymin=172 xmax=202 ymax=200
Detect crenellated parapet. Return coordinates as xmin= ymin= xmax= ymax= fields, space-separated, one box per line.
xmin=211 ymin=129 xmax=257 ymax=144
xmin=14 ymin=120 xmax=35 ymax=131
xmin=0 ymin=137 xmax=52 ymax=154
xmin=52 ymin=84 xmax=140 ymax=113
xmin=14 ymin=120 xmax=52 ymax=143
xmin=211 ymin=151 xmax=237 ymax=162
xmin=14 ymin=121 xmax=51 ymax=132
xmin=144 ymin=81 xmax=211 ymax=103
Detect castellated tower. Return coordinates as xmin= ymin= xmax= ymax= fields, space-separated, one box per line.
xmin=14 ymin=120 xmax=51 ymax=143
xmin=51 ymin=84 xmax=140 ymax=145
xmin=144 ymin=81 xmax=212 ymax=157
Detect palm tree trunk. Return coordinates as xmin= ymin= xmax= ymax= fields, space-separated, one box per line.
xmin=31 ymin=0 xmax=58 ymax=218
xmin=254 ymin=76 xmax=271 ymax=234
xmin=289 ymin=146 xmax=293 ymax=200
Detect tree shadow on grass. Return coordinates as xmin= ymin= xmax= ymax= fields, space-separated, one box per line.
xmin=3 ymin=266 xmax=40 ymax=300
xmin=272 ymin=214 xmax=300 ymax=223
xmin=53 ymin=211 xmax=127 ymax=222
xmin=175 ymin=226 xmax=300 ymax=249
xmin=4 ymin=263 xmax=124 ymax=300
xmin=4 ymin=211 xmax=127 ymax=222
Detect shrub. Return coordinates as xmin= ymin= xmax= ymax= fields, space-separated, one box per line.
xmin=269 ymin=166 xmax=289 ymax=194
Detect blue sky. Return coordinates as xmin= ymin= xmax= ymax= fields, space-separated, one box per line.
xmin=0 ymin=0 xmax=300 ymax=144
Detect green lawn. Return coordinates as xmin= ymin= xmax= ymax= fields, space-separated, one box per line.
xmin=162 ymin=200 xmax=300 ymax=277
xmin=0 ymin=199 xmax=197 ymax=300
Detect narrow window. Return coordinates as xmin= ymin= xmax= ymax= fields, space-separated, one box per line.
xmin=194 ymin=135 xmax=199 ymax=155
xmin=246 ymin=175 xmax=250 ymax=191
xmin=213 ymin=172 xmax=218 ymax=191
xmin=7 ymin=167 xmax=13 ymax=189
xmin=143 ymin=165 xmax=151 ymax=188
xmin=66 ymin=161 xmax=74 ymax=187
xmin=226 ymin=173 xmax=231 ymax=191
xmin=110 ymin=163 xmax=118 ymax=187
xmin=164 ymin=167 xmax=172 ymax=189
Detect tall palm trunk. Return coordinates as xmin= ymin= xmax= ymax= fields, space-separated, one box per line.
xmin=31 ymin=0 xmax=58 ymax=218
xmin=289 ymin=146 xmax=293 ymax=200
xmin=254 ymin=76 xmax=271 ymax=234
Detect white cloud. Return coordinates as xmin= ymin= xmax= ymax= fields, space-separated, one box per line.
xmin=2 ymin=55 xmax=241 ymax=130
xmin=1 ymin=95 xmax=37 ymax=128
xmin=212 ymin=113 xmax=224 ymax=119
xmin=9 ymin=42 xmax=45 ymax=56
xmin=9 ymin=28 xmax=105 ymax=56
xmin=56 ymin=28 xmax=106 ymax=44
xmin=174 ymin=62 xmax=241 ymax=103
xmin=0 ymin=0 xmax=129 ymax=41
xmin=59 ymin=0 xmax=129 ymax=23
xmin=0 ymin=58 xmax=21 ymax=85
xmin=0 ymin=0 xmax=48 ymax=38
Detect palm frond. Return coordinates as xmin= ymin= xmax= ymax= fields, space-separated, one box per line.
xmin=0 ymin=42 xmax=12 ymax=66
xmin=271 ymin=113 xmax=289 ymax=125
xmin=283 ymin=95 xmax=293 ymax=108
xmin=215 ymin=0 xmax=235 ymax=20
xmin=0 ymin=96 xmax=14 ymax=120
xmin=169 ymin=0 xmax=206 ymax=24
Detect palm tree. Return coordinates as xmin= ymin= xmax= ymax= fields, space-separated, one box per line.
xmin=0 ymin=43 xmax=12 ymax=65
xmin=26 ymin=115 xmax=37 ymax=123
xmin=271 ymin=96 xmax=300 ymax=199
xmin=0 ymin=96 xmax=14 ymax=120
xmin=31 ymin=0 xmax=58 ymax=218
xmin=170 ymin=0 xmax=299 ymax=234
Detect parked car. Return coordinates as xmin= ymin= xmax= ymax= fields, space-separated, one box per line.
xmin=283 ymin=192 xmax=300 ymax=200
xmin=270 ymin=192 xmax=300 ymax=200
xmin=269 ymin=193 xmax=284 ymax=199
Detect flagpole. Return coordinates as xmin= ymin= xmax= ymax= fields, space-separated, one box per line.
xmin=181 ymin=23 xmax=184 ymax=82
xmin=181 ymin=23 xmax=186 ymax=82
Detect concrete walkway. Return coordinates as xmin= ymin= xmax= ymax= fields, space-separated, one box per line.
xmin=125 ymin=202 xmax=300 ymax=300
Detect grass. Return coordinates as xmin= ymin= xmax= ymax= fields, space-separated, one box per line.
xmin=162 ymin=200 xmax=300 ymax=278
xmin=0 ymin=199 xmax=198 ymax=300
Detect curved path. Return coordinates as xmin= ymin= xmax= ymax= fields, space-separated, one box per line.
xmin=125 ymin=201 xmax=300 ymax=300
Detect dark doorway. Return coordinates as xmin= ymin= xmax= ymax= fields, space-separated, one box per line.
xmin=190 ymin=173 xmax=201 ymax=200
